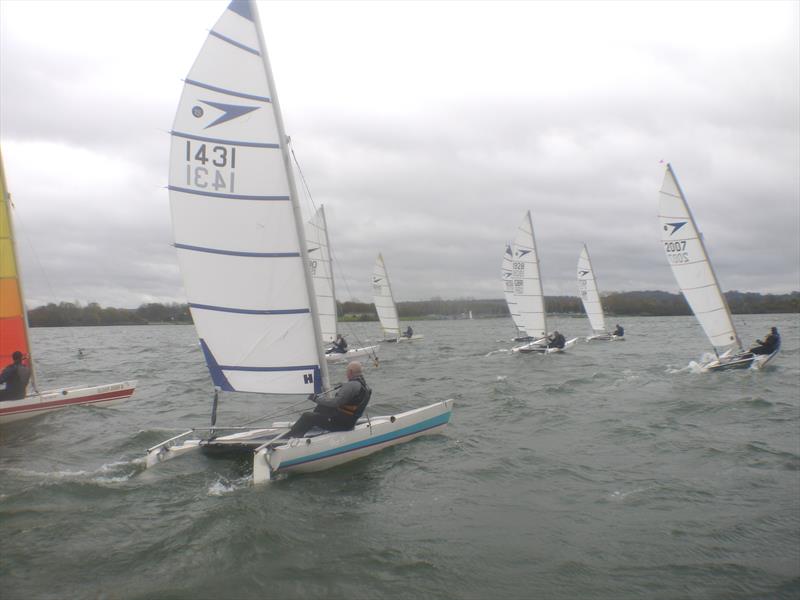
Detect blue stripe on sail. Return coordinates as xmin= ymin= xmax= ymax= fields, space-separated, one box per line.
xmin=227 ymin=0 xmax=254 ymax=22
xmin=168 ymin=186 xmax=289 ymax=201
xmin=279 ymin=410 xmax=452 ymax=469
xmin=184 ymin=80 xmax=271 ymax=103
xmin=171 ymin=130 xmax=279 ymax=148
xmin=190 ymin=303 xmax=310 ymax=315
xmin=200 ymin=340 xmax=322 ymax=394
xmin=210 ymin=30 xmax=260 ymax=56
xmin=200 ymin=339 xmax=234 ymax=391
xmin=174 ymin=243 xmax=300 ymax=258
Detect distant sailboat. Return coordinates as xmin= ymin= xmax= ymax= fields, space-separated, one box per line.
xmin=0 ymin=148 xmax=136 ymax=424
xmin=506 ymin=211 xmax=577 ymax=354
xmin=306 ymin=205 xmax=379 ymax=363
xmin=658 ymin=163 xmax=779 ymax=371
xmin=146 ymin=0 xmax=450 ymax=482
xmin=372 ymin=253 xmax=423 ymax=342
xmin=577 ymin=244 xmax=622 ymax=341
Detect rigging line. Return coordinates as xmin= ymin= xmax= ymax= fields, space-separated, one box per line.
xmin=9 ymin=203 xmax=82 ymax=367
xmin=289 ymin=146 xmax=378 ymax=361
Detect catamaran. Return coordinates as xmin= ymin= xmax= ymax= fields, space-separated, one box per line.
xmin=505 ymin=211 xmax=577 ymax=354
xmin=306 ymin=205 xmax=379 ymax=364
xmin=372 ymin=253 xmax=424 ymax=342
xmin=658 ymin=163 xmax=779 ymax=371
xmin=0 ymin=148 xmax=136 ymax=424
xmin=577 ymin=244 xmax=623 ymax=341
xmin=146 ymin=0 xmax=451 ymax=482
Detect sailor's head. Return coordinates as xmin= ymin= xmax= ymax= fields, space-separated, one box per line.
xmin=12 ymin=351 xmax=23 ymax=362
xmin=346 ymin=361 xmax=363 ymax=380
xmin=771 ymin=327 xmax=778 ymax=334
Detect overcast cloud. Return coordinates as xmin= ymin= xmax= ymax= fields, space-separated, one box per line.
xmin=1 ymin=0 xmax=798 ymax=308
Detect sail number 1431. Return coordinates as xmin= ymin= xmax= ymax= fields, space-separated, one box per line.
xmin=185 ymin=141 xmax=236 ymax=192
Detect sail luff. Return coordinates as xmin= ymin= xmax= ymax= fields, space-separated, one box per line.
xmin=319 ymin=205 xmax=337 ymax=320
xmin=658 ymin=163 xmax=740 ymax=352
xmin=0 ymin=147 xmax=36 ymax=389
xmin=307 ymin=205 xmax=337 ymax=342
xmin=248 ymin=0 xmax=329 ymax=388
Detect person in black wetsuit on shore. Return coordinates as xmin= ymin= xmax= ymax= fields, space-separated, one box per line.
xmin=287 ymin=361 xmax=371 ymax=438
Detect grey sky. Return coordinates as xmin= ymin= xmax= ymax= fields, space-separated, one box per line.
xmin=1 ymin=0 xmax=798 ymax=308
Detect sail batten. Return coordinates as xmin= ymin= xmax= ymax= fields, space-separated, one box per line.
xmin=658 ymin=164 xmax=740 ymax=353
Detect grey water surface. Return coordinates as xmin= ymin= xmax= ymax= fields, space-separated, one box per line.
xmin=1 ymin=314 xmax=798 ymax=600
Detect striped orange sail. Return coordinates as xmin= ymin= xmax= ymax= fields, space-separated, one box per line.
xmin=0 ymin=147 xmax=32 ymax=374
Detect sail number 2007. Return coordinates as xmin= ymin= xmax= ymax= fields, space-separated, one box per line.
xmin=185 ymin=141 xmax=236 ymax=192
xmin=664 ymin=240 xmax=689 ymax=264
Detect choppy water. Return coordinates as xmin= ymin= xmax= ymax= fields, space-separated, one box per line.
xmin=1 ymin=314 xmax=798 ymax=600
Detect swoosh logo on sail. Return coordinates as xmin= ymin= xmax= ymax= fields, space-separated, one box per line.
xmin=515 ymin=249 xmax=531 ymax=258
xmin=200 ymin=100 xmax=260 ymax=128
xmin=665 ymin=221 xmax=687 ymax=236
xmin=578 ymin=270 xmax=590 ymax=277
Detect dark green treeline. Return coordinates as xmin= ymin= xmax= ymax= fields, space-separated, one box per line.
xmin=26 ymin=291 xmax=799 ymax=327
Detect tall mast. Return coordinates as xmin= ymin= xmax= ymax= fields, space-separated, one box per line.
xmin=248 ymin=0 xmax=330 ymax=389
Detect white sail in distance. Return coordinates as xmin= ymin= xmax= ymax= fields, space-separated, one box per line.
xmin=306 ymin=206 xmax=337 ymax=343
xmin=372 ymin=253 xmax=400 ymax=338
xmin=168 ymin=0 xmax=327 ymax=395
xmin=511 ymin=211 xmax=546 ymax=339
xmin=502 ymin=242 xmax=524 ymax=334
xmin=658 ymin=164 xmax=740 ymax=353
xmin=577 ymin=244 xmax=607 ymax=334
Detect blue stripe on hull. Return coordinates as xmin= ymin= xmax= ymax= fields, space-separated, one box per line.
xmin=277 ymin=410 xmax=452 ymax=470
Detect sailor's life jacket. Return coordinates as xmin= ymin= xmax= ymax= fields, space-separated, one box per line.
xmin=337 ymin=376 xmax=372 ymax=423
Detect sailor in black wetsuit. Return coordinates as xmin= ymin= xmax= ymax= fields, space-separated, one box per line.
xmin=327 ymin=334 xmax=348 ymax=354
xmin=613 ymin=324 xmax=624 ymax=337
xmin=547 ymin=331 xmax=566 ymax=349
xmin=0 ymin=351 xmax=31 ymax=401
xmin=404 ymin=325 xmax=413 ymax=338
xmin=288 ymin=361 xmax=371 ymax=438
xmin=750 ymin=327 xmax=780 ymax=356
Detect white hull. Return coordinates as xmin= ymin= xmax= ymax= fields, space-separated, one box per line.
xmin=325 ymin=345 xmax=379 ymax=364
xmin=513 ymin=337 xmax=579 ymax=354
xmin=384 ymin=335 xmax=425 ymax=343
xmin=0 ymin=380 xmax=137 ymax=424
xmin=585 ymin=333 xmax=625 ymax=342
xmin=146 ymin=399 xmax=453 ymax=483
xmin=700 ymin=347 xmax=780 ymax=372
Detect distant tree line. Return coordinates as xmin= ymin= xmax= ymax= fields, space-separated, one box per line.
xmin=26 ymin=291 xmax=799 ymax=327
xmin=27 ymin=302 xmax=192 ymax=327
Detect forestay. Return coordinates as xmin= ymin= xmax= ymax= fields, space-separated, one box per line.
xmin=372 ymin=253 xmax=400 ymax=338
xmin=168 ymin=0 xmax=327 ymax=395
xmin=510 ymin=211 xmax=546 ymax=339
xmin=658 ymin=164 xmax=740 ymax=353
xmin=577 ymin=244 xmax=607 ymax=334
xmin=306 ymin=206 xmax=336 ymax=343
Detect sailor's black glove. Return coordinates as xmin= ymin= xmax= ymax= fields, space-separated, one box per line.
xmin=308 ymin=394 xmax=317 ymax=402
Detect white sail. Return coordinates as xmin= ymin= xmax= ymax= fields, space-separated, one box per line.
xmin=658 ymin=164 xmax=740 ymax=353
xmin=577 ymin=244 xmax=607 ymax=334
xmin=306 ymin=206 xmax=337 ymax=343
xmin=168 ymin=0 xmax=327 ymax=395
xmin=501 ymin=242 xmax=524 ymax=334
xmin=372 ymin=253 xmax=400 ymax=338
xmin=510 ymin=211 xmax=546 ymax=339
